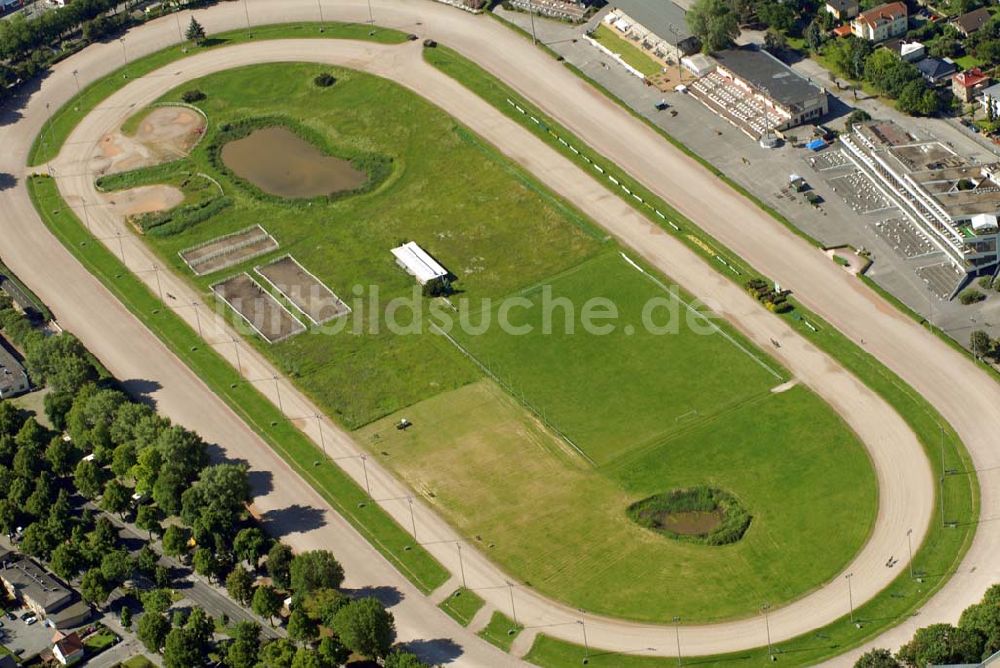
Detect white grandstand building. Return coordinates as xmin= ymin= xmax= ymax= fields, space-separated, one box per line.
xmin=840 ymin=121 xmax=1000 ymax=292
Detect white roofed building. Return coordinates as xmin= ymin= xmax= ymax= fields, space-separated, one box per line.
xmin=391 ymin=242 xmax=448 ymax=286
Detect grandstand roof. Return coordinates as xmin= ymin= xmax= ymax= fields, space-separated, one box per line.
xmin=608 ymin=0 xmax=694 ymax=47
xmin=712 ymin=47 xmax=824 ymax=111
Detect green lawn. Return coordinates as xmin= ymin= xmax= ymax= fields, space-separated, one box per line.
xmin=452 ymin=252 xmax=784 ymax=465
xmin=102 ymin=62 xmax=602 ymax=428
xmin=83 ymin=628 xmax=119 ymax=652
xmin=590 ymin=24 xmax=663 ymax=77
xmin=438 ymin=587 xmax=486 ymax=627
xmin=358 ymin=376 xmax=875 ymax=622
xmin=118 ymin=656 xmax=156 ymax=668
xmin=479 ymin=611 xmax=523 ymax=652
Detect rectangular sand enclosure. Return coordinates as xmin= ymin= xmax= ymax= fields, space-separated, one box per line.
xmin=180 ymin=225 xmax=279 ymax=276
xmin=211 ymin=273 xmax=305 ymax=343
xmin=255 ymin=255 xmax=350 ymax=325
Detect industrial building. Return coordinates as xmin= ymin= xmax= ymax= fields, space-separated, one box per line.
xmin=840 ymin=121 xmax=1000 ymax=293
xmin=0 ymin=337 xmax=28 ymax=399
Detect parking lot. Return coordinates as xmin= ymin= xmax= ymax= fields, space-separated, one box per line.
xmin=0 ymin=608 xmax=58 ymax=661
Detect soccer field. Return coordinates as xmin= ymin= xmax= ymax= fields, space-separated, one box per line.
xmin=452 ymin=252 xmax=785 ymax=465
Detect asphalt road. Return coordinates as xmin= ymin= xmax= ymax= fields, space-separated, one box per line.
xmin=0 ymin=0 xmax=997 ymax=664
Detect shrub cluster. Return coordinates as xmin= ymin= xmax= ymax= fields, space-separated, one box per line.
xmin=960 ymin=289 xmax=987 ymax=305
xmin=313 ymin=73 xmax=336 ymax=88
xmin=181 ymin=89 xmax=206 ymax=104
xmin=135 ymin=196 xmax=233 ymax=237
xmin=626 ymin=486 xmax=751 ymax=546
xmin=745 ymin=278 xmax=792 ymax=313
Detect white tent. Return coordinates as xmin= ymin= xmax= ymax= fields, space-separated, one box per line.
xmin=391 ymin=242 xmax=448 ymax=285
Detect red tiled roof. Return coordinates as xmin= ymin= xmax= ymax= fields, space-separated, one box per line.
xmin=954 ymin=68 xmax=989 ymax=88
xmin=854 ymin=1 xmax=907 ymax=28
xmin=833 ymin=23 xmax=853 ymax=36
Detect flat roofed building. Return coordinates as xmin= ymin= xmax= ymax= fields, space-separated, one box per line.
xmin=825 ymin=0 xmax=859 ymax=20
xmin=603 ymin=0 xmax=700 ymax=63
xmin=391 ymin=242 xmax=448 ymax=285
xmin=851 ymin=2 xmax=908 ymax=42
xmin=712 ymin=47 xmax=829 ymax=127
xmin=0 ymin=336 xmax=28 ymax=399
xmin=0 ymin=549 xmax=72 ymax=617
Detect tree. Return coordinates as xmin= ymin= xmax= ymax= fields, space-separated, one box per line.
xmin=47 ymin=488 xmax=74 ymax=541
xmin=141 ymin=588 xmax=173 ymax=616
xmin=74 ymin=458 xmax=104 ymax=499
xmin=50 ymin=541 xmax=84 ymax=580
xmin=161 ymin=525 xmax=192 ymax=559
xmin=136 ymin=545 xmax=159 ymax=575
xmin=185 ymin=17 xmax=206 ymax=45
xmin=226 ymin=566 xmax=254 ymax=607
xmin=80 ymin=568 xmax=111 ymax=606
xmin=290 ymin=650 xmax=322 ymax=668
xmin=121 ymin=606 xmax=133 ymax=630
xmin=384 ymin=650 xmax=430 ymax=668
xmin=267 ymin=542 xmax=294 ymax=590
xmin=192 ymin=547 xmax=221 ymax=582
xmin=20 ymin=523 xmax=55 ymax=559
xmin=136 ymin=504 xmax=163 ymax=540
xmin=137 ymin=612 xmax=171 ymax=653
xmin=971 ymin=330 xmax=992 ymax=360
xmin=162 ymin=627 xmax=205 ymax=668
xmin=184 ymin=607 xmax=215 ymax=656
xmin=181 ymin=463 xmax=250 ymax=548
xmin=225 ymin=621 xmax=261 ymax=668
xmin=252 ymin=584 xmax=283 ymax=626
xmin=258 ymin=638 xmax=297 ymax=668
xmin=315 ymin=637 xmax=350 ymax=667
xmin=289 ymin=550 xmax=344 ymax=597
xmin=763 ymin=28 xmax=787 ymax=54
xmin=102 ymin=478 xmax=131 ymax=518
xmin=302 ymin=588 xmax=348 ymax=627
xmin=854 ymin=648 xmax=900 ymax=668
xmin=233 ymin=527 xmax=270 ymax=569
xmin=805 ymin=19 xmax=824 ymax=52
xmin=101 ymin=549 xmax=133 ymax=586
xmin=0 ymin=498 xmax=19 ymax=536
xmin=46 ymin=435 xmax=78 ymax=476
xmin=959 ymin=585 xmax=1000 ymax=657
xmin=896 ymin=623 xmax=984 ymax=667
xmin=331 ymin=597 xmax=396 ymax=659
xmin=287 ymin=609 xmax=318 ymax=642
xmin=687 ymin=0 xmax=739 ymax=53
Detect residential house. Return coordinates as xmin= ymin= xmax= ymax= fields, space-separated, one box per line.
xmin=851 ymin=2 xmax=908 ymax=42
xmin=825 ymin=0 xmax=859 ymax=20
xmin=916 ymin=57 xmax=957 ymax=84
xmin=884 ymin=38 xmax=925 ymax=61
xmin=52 ymin=632 xmax=84 ymax=666
xmin=953 ymin=7 xmax=991 ymax=37
xmin=953 ymin=68 xmax=990 ymax=103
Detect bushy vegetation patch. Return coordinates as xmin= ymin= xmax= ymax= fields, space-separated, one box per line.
xmin=205 ymin=115 xmax=391 ymax=204
xmin=313 ymin=73 xmax=336 ymax=87
xmin=626 ymin=487 xmax=751 ymax=545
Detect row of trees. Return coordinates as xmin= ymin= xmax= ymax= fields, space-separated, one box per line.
xmin=856 ymin=584 xmax=1000 ymax=666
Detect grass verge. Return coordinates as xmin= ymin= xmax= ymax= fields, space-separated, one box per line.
xmin=27 ymin=174 xmax=449 ymax=594
xmin=426 ymin=39 xmax=978 ymax=664
xmin=439 ymin=587 xmax=486 ymax=627
xmin=479 ymin=611 xmax=523 ymax=652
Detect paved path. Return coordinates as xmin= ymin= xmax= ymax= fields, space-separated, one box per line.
xmin=0 ymin=0 xmax=997 ymax=664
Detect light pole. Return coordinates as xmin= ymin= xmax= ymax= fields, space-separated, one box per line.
xmin=175 ymin=10 xmax=183 ymax=42
xmin=360 ymin=454 xmax=371 ymax=497
xmin=272 ymin=375 xmax=284 ymax=415
xmin=845 ymin=572 xmax=855 ymax=624
xmin=907 ymin=528 xmax=915 ymax=580
xmin=456 ymin=542 xmax=466 ymax=588
xmin=72 ymin=69 xmax=81 ymax=96
xmin=507 ymin=581 xmax=518 ymax=627
xmin=529 ymin=3 xmax=537 ymax=45
xmin=152 ymin=265 xmax=163 ymax=301
xmin=314 ymin=414 xmax=327 ymax=455
xmin=316 ymin=0 xmax=324 ymax=31
xmin=244 ymin=0 xmax=252 ymax=37
xmin=762 ymin=603 xmax=773 ymax=661
xmin=673 ymin=616 xmax=682 ymax=666
xmin=115 ymin=231 xmax=126 ymax=264
xmin=940 ymin=426 xmax=947 ymax=527
xmin=366 ymin=0 xmax=375 ymax=35
xmin=232 ymin=337 xmax=243 ymax=375
xmin=191 ymin=301 xmax=203 ymax=338
xmin=407 ymin=496 xmax=417 ymax=541
xmin=578 ymin=620 xmax=589 ymax=664
xmin=119 ymin=38 xmax=128 ymax=76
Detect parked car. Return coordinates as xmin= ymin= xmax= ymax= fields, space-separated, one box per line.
xmin=25 ymin=615 xmax=37 ymax=625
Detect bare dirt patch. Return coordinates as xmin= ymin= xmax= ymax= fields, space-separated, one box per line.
xmin=255 ymin=256 xmax=349 ymax=324
xmin=102 ymin=185 xmax=184 ymax=218
xmin=180 ymin=225 xmax=279 ymax=276
xmin=212 ymin=273 xmax=304 ymax=343
xmin=92 ymin=106 xmax=206 ymax=177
